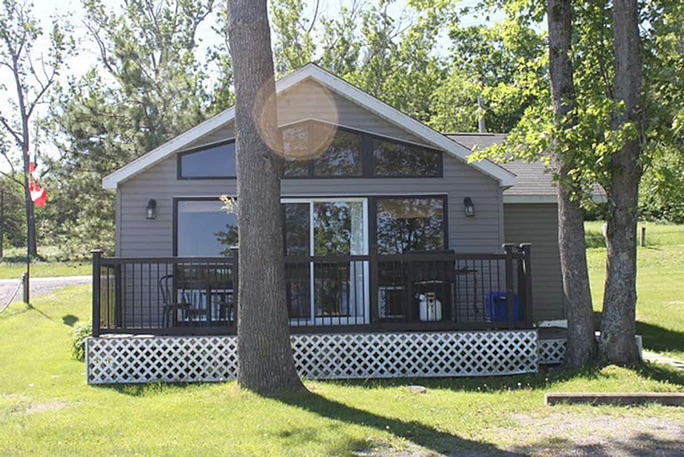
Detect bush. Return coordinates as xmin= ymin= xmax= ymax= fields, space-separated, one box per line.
xmin=71 ymin=322 xmax=92 ymax=361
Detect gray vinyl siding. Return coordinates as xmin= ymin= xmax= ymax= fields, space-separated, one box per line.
xmin=504 ymin=203 xmax=564 ymax=321
xmin=118 ymin=154 xmax=502 ymax=257
xmin=117 ymin=78 xmax=503 ymax=258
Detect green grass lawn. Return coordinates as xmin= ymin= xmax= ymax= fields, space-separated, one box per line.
xmin=585 ymin=221 xmax=684 ymax=248
xmin=0 ymin=262 xmax=90 ymax=280
xmin=0 ymin=246 xmax=91 ymax=279
xmin=587 ymin=245 xmax=684 ymax=361
xmin=1 ymin=286 xmax=683 ymax=456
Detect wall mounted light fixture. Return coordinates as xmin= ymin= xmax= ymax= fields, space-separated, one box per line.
xmin=463 ymin=197 xmax=475 ymax=217
xmin=146 ymin=199 xmax=157 ymax=220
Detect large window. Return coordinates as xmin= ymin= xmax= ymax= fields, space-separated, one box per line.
xmin=176 ymin=200 xmax=238 ymax=256
xmin=375 ymin=197 xmax=446 ymax=254
xmin=372 ymin=140 xmax=441 ymax=177
xmin=283 ymin=123 xmax=363 ymax=178
xmin=177 ymin=122 xmax=442 ymax=180
xmin=178 ymin=141 xmax=236 ymax=178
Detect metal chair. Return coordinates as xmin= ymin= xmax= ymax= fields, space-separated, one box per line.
xmin=158 ymin=274 xmax=203 ymax=327
xmin=406 ymin=250 xmax=455 ymax=322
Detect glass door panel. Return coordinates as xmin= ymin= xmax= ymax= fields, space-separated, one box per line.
xmin=284 ymin=198 xmax=369 ymax=325
xmin=312 ymin=200 xmax=367 ymax=322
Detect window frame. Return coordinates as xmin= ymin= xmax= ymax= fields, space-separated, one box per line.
xmin=177 ymin=139 xmax=237 ymax=180
xmin=173 ymin=196 xmax=238 ymax=256
xmin=175 ymin=122 xmax=443 ymax=180
xmin=370 ymin=137 xmax=443 ymax=179
xmin=282 ymin=122 xmax=367 ymax=180
xmin=369 ymin=195 xmax=449 ymax=254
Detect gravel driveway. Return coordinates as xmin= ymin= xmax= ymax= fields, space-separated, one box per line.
xmin=0 ymin=276 xmax=90 ymax=306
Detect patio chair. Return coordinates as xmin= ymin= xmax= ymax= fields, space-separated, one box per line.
xmin=406 ymin=250 xmax=455 ymax=322
xmin=158 ymin=274 xmax=206 ymax=327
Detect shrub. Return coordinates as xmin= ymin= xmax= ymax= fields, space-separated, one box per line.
xmin=71 ymin=322 xmax=92 ymax=361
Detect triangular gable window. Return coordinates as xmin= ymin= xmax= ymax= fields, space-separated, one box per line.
xmin=178 ymin=121 xmax=442 ymax=179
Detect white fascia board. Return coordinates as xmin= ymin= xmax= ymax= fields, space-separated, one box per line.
xmin=297 ymin=65 xmax=516 ymax=187
xmin=102 ymin=107 xmax=236 ymax=189
xmin=503 ymin=194 xmax=558 ymax=204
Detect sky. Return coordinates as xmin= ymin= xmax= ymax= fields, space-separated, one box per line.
xmin=0 ymin=0 xmax=500 ymax=172
xmin=18 ymin=0 xmax=496 ymax=76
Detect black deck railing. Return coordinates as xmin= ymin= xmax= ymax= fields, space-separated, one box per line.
xmin=92 ymin=244 xmax=533 ymax=336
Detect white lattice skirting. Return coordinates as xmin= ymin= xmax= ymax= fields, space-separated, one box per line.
xmin=86 ymin=330 xmax=538 ymax=384
xmin=538 ymin=339 xmax=566 ymax=365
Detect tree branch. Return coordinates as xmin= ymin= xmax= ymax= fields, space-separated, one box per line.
xmin=0 ymin=116 xmax=24 ymax=147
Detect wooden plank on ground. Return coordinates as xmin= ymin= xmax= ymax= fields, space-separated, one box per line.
xmin=546 ymin=393 xmax=684 ymax=407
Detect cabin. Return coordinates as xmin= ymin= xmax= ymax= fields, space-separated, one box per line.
xmin=86 ymin=64 xmax=568 ymax=384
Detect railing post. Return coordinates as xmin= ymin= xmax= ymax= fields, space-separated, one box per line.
xmin=369 ymin=245 xmax=379 ymax=328
xmin=231 ymin=247 xmax=239 ymax=324
xmin=92 ymin=249 xmax=103 ymax=338
xmin=519 ymin=243 xmax=534 ymax=328
xmin=503 ymin=243 xmax=515 ymax=330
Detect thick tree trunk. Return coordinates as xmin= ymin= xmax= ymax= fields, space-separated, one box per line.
xmin=227 ymin=0 xmax=305 ymax=394
xmin=547 ymin=0 xmax=596 ymax=366
xmin=599 ymin=0 xmax=643 ymax=366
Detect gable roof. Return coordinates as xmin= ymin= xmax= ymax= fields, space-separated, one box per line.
xmin=103 ymin=64 xmax=515 ymax=189
xmin=446 ymin=133 xmax=557 ymax=203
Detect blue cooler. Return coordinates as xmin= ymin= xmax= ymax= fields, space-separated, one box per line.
xmin=486 ymin=291 xmax=520 ymax=322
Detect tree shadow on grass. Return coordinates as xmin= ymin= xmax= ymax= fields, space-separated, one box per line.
xmin=96 ymin=382 xmax=201 ymax=397
xmin=592 ymin=309 xmax=684 ymax=358
xmin=636 ymin=363 xmax=684 ymax=387
xmin=635 ymin=321 xmax=684 ymax=356
xmin=276 ymin=390 xmax=524 ymax=456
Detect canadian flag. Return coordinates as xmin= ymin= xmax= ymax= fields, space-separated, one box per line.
xmin=29 ymin=162 xmax=48 ymax=209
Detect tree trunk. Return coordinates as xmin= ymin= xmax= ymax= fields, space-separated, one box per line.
xmin=227 ymin=0 xmax=305 ymax=395
xmin=599 ymin=0 xmax=643 ymax=366
xmin=547 ymin=0 xmax=597 ymax=367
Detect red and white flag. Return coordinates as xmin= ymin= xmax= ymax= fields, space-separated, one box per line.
xmin=29 ymin=162 xmax=48 ymax=209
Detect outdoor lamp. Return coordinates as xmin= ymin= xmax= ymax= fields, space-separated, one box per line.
xmin=463 ymin=197 xmax=475 ymax=217
xmin=146 ymin=199 xmax=157 ymax=220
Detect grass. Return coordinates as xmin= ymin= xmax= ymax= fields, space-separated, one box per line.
xmin=0 ymin=246 xmax=90 ymax=279
xmin=587 ymin=245 xmax=684 ymax=361
xmin=585 ymin=221 xmax=684 ymax=248
xmin=1 ymin=286 xmax=684 ymax=456
xmin=585 ymin=222 xmax=684 ymax=361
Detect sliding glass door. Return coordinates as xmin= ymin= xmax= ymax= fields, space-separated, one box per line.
xmin=284 ymin=198 xmax=369 ymax=325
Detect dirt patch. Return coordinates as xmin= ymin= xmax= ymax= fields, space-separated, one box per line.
xmin=25 ymin=401 xmax=68 ymax=415
xmin=358 ymin=413 xmax=684 ymax=456
xmin=503 ymin=412 xmax=684 ymax=456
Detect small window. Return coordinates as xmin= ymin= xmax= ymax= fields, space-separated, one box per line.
xmin=375 ymin=197 xmax=446 ymax=254
xmin=179 ymin=141 xmax=236 ymax=178
xmin=372 ymin=140 xmax=441 ymax=177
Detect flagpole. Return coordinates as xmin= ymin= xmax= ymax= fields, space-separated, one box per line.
xmin=25 ymin=162 xmax=30 ymax=306
xmin=25 ymin=216 xmax=30 ymax=306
